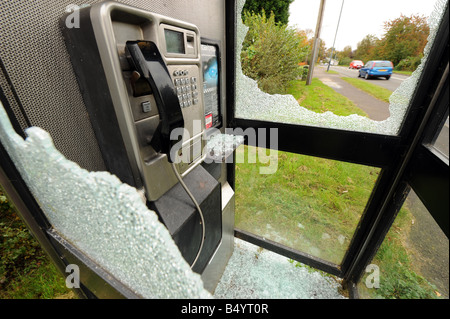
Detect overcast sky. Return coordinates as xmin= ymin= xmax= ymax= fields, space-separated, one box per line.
xmin=288 ymin=0 xmax=439 ymax=51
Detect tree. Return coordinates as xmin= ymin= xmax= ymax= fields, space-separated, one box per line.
xmin=377 ymin=14 xmax=429 ymax=65
xmin=336 ymin=45 xmax=353 ymax=65
xmin=296 ymin=29 xmax=312 ymax=63
xmin=354 ymin=14 xmax=429 ymax=67
xmin=317 ymin=38 xmax=327 ymax=62
xmin=354 ymin=34 xmax=379 ymax=62
xmin=341 ymin=45 xmax=353 ymax=59
xmin=241 ymin=10 xmax=309 ymax=94
xmin=242 ymin=0 xmax=294 ymax=25
xmin=304 ymin=34 xmax=326 ymax=64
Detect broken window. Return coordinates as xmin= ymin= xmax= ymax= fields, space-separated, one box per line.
xmin=234 ymin=0 xmax=447 ymax=135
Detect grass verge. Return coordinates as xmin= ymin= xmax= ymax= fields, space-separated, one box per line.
xmin=358 ymin=206 xmax=441 ymax=299
xmin=323 ymin=69 xmax=339 ymax=75
xmin=287 ymin=78 xmax=367 ymax=117
xmin=341 ymin=77 xmax=393 ymax=103
xmin=393 ymin=70 xmax=413 ymax=76
xmin=235 ymin=145 xmax=380 ymax=264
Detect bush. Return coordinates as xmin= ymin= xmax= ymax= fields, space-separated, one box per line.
xmin=394 ymin=55 xmax=423 ymax=71
xmin=300 ymin=65 xmax=309 ymax=81
xmin=241 ymin=10 xmax=309 ymax=94
xmin=338 ymin=57 xmax=352 ymax=66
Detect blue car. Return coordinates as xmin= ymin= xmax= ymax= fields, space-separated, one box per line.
xmin=358 ymin=60 xmax=394 ymax=80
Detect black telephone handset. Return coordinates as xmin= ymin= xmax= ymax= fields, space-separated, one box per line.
xmin=125 ymin=41 xmax=184 ymax=162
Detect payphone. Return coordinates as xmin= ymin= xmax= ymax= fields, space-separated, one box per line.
xmin=61 ymin=1 xmax=222 ymax=274
xmin=62 ymin=1 xmax=206 ymax=200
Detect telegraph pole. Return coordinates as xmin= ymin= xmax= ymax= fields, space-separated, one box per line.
xmin=327 ymin=0 xmax=345 ymax=72
xmin=305 ymin=0 xmax=326 ymax=85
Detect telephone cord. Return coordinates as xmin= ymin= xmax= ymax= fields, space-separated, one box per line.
xmin=171 ymin=162 xmax=205 ymax=269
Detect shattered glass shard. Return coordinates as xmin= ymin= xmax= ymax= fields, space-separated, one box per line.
xmin=0 ymin=102 xmax=211 ymax=299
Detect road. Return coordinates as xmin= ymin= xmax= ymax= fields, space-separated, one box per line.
xmin=325 ymin=65 xmax=410 ymax=92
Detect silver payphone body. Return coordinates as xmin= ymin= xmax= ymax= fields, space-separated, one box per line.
xmin=60 ymin=1 xmax=232 ymax=287
xmin=65 ymin=2 xmax=206 ymax=201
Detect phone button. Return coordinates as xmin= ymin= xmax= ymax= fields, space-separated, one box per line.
xmin=141 ymin=101 xmax=152 ymax=113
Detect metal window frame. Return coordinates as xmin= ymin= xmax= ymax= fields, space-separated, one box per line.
xmin=225 ymin=0 xmax=449 ymax=297
xmin=0 ymin=0 xmax=447 ymax=300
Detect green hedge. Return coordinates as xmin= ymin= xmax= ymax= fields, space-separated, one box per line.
xmin=241 ymin=10 xmax=309 ymax=94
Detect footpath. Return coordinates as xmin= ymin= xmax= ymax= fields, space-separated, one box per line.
xmin=313 ymin=66 xmax=390 ymax=121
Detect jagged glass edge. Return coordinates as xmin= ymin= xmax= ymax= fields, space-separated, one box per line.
xmin=0 ymin=102 xmax=211 ymax=299
xmin=235 ymin=0 xmax=447 ymax=135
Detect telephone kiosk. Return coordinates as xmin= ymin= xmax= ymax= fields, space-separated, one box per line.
xmin=61 ymin=1 xmax=228 ymax=277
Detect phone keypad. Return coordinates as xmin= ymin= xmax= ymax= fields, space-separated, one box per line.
xmin=173 ymin=70 xmax=198 ymax=108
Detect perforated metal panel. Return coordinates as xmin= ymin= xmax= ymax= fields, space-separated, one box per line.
xmin=0 ymin=0 xmax=226 ymax=171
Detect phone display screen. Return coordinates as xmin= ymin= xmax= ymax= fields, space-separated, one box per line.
xmin=201 ymin=43 xmax=220 ymax=129
xmin=165 ymin=29 xmax=185 ymax=54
